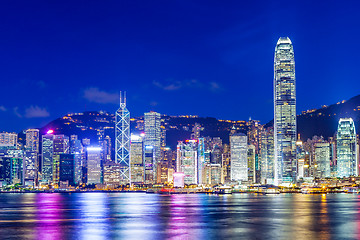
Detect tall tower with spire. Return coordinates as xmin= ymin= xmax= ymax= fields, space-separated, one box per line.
xmin=274 ymin=37 xmax=297 ymax=185
xmin=115 ymin=91 xmax=131 ymax=185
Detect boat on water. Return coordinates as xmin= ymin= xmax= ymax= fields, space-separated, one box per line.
xmin=146 ymin=189 xmax=156 ymax=194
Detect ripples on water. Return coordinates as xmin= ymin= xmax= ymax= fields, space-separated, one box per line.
xmin=0 ymin=193 xmax=360 ymax=239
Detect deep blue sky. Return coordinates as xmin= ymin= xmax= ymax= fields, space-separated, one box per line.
xmin=1 ymin=1 xmax=360 ymax=132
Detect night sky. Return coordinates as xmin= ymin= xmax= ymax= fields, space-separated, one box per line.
xmin=1 ymin=1 xmax=360 ymax=132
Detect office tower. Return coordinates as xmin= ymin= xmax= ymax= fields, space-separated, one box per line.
xmin=41 ymin=133 xmax=54 ymax=183
xmin=260 ymin=128 xmax=275 ymax=184
xmin=295 ymin=135 xmax=305 ymax=180
xmin=211 ymin=144 xmax=222 ymax=165
xmin=230 ymin=133 xmax=248 ymax=182
xmin=104 ymin=135 xmax=112 ymax=161
xmin=52 ymin=135 xmax=70 ymax=185
xmin=115 ymin=91 xmax=130 ymax=185
xmin=177 ymin=140 xmax=198 ymax=185
xmin=156 ymin=162 xmax=169 ymax=183
xmin=103 ymin=162 xmax=121 ymax=188
xmin=24 ymin=151 xmax=37 ymax=186
xmin=70 ymin=135 xmax=84 ymax=185
xmin=221 ymin=144 xmax=231 ymax=183
xmin=274 ymin=37 xmax=297 ymax=185
xmin=198 ymin=138 xmax=205 ymax=184
xmin=314 ymin=142 xmax=331 ymax=178
xmin=144 ymin=111 xmax=161 ymax=176
xmin=144 ymin=146 xmax=155 ymax=184
xmin=337 ymin=118 xmax=358 ymax=177
xmin=26 ymin=129 xmax=39 ymax=152
xmin=0 ymin=157 xmax=23 ymax=185
xmin=130 ymin=134 xmax=144 ymax=184
xmin=248 ymin=144 xmax=256 ymax=183
xmin=203 ymin=163 xmax=222 ymax=185
xmin=0 ymin=132 xmax=17 ymax=147
xmin=87 ymin=147 xmax=102 ymax=184
xmin=59 ymin=154 xmax=75 ymax=186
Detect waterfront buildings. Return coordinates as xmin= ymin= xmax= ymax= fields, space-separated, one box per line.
xmin=260 ymin=128 xmax=274 ymax=184
xmin=176 ymin=140 xmax=198 ymax=185
xmin=115 ymin=91 xmax=131 ymax=185
xmin=130 ymin=134 xmax=144 ymax=184
xmin=86 ymin=147 xmax=102 ymax=184
xmin=314 ymin=142 xmax=331 ymax=178
xmin=274 ymin=37 xmax=297 ymax=185
xmin=230 ymin=133 xmax=248 ymax=182
xmin=337 ymin=118 xmax=358 ymax=177
xmin=144 ymin=111 xmax=161 ymax=178
xmin=41 ymin=133 xmax=54 ymax=183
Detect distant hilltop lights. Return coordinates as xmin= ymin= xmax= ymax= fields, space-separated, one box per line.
xmin=1 ymin=37 xmax=360 ymax=192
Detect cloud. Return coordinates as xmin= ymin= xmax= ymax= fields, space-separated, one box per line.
xmin=25 ymin=106 xmax=50 ymax=118
xmin=153 ymin=79 xmax=223 ymax=92
xmin=13 ymin=107 xmax=22 ymax=118
xmin=83 ymin=87 xmax=119 ymax=104
xmin=0 ymin=106 xmax=6 ymax=111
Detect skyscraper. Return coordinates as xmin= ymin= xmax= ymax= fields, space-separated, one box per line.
xmin=274 ymin=37 xmax=297 ymax=185
xmin=130 ymin=134 xmax=144 ymax=184
xmin=176 ymin=140 xmax=198 ymax=185
xmin=41 ymin=133 xmax=54 ymax=183
xmin=230 ymin=133 xmax=248 ymax=182
xmin=336 ymin=118 xmax=358 ymax=177
xmin=144 ymin=111 xmax=161 ymax=179
xmin=86 ymin=147 xmax=102 ymax=184
xmin=26 ymin=129 xmax=39 ymax=152
xmin=115 ymin=91 xmax=130 ymax=185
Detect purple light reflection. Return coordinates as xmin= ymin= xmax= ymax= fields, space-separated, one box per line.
xmin=35 ymin=193 xmax=63 ymax=240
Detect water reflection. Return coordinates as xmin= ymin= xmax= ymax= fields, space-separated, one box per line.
xmin=78 ymin=192 xmax=111 ymax=240
xmin=35 ymin=193 xmax=63 ymax=240
xmin=1 ymin=193 xmax=360 ymax=239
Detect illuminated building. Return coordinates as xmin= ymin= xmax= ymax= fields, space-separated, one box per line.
xmin=176 ymin=140 xmax=198 ymax=185
xmin=130 ymin=134 xmax=144 ymax=184
xmin=173 ymin=172 xmax=185 ymax=188
xmin=41 ymin=133 xmax=54 ymax=183
xmin=24 ymin=151 xmax=37 ymax=186
xmin=156 ymin=161 xmax=169 ymax=183
xmin=103 ymin=162 xmax=121 ymax=188
xmin=248 ymin=144 xmax=256 ymax=183
xmin=52 ymin=135 xmax=70 ymax=185
xmin=274 ymin=37 xmax=297 ymax=184
xmin=26 ymin=129 xmax=39 ymax=152
xmin=198 ymin=138 xmax=205 ymax=184
xmin=221 ymin=149 xmax=231 ymax=183
xmin=70 ymin=135 xmax=84 ymax=185
xmin=115 ymin=91 xmax=131 ymax=185
xmin=0 ymin=157 xmax=23 ymax=186
xmin=144 ymin=111 xmax=161 ymax=177
xmin=59 ymin=154 xmax=75 ymax=186
xmin=314 ymin=142 xmax=331 ymax=178
xmin=336 ymin=118 xmax=358 ymax=177
xmin=144 ymin=146 xmax=155 ymax=184
xmin=230 ymin=133 xmax=248 ymax=182
xmin=203 ymin=163 xmax=222 ymax=185
xmin=87 ymin=147 xmax=102 ymax=184
xmin=0 ymin=132 xmax=17 ymax=147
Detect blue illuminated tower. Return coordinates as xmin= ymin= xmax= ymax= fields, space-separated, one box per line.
xmin=274 ymin=37 xmax=297 ymax=185
xmin=115 ymin=91 xmax=131 ymax=185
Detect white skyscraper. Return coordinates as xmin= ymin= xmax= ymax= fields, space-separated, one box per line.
xmin=274 ymin=37 xmax=297 ymax=185
xmin=337 ymin=118 xmax=358 ymax=177
xmin=87 ymin=147 xmax=102 ymax=184
xmin=144 ymin=111 xmax=161 ymax=179
xmin=230 ymin=133 xmax=248 ymax=182
xmin=115 ymin=91 xmax=130 ymax=185
xmin=176 ymin=140 xmax=198 ymax=185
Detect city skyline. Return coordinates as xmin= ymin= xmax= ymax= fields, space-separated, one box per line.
xmin=1 ymin=1 xmax=360 ymax=132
